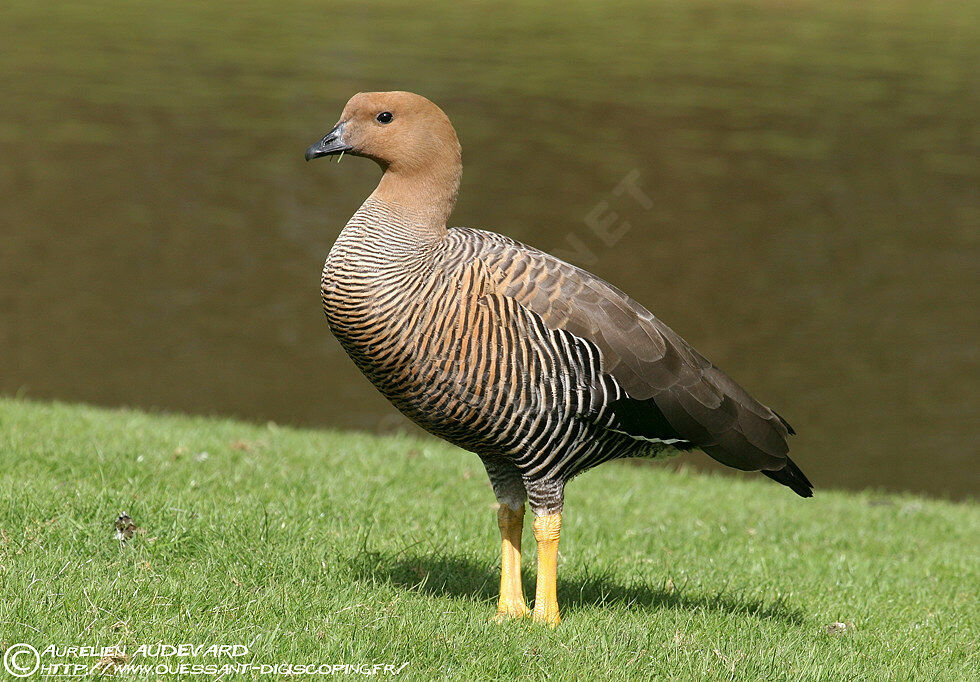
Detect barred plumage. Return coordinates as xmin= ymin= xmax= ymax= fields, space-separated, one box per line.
xmin=325 ymin=205 xmax=647 ymax=508
xmin=321 ymin=198 xmax=809 ymax=512
xmin=307 ymin=90 xmax=811 ymax=625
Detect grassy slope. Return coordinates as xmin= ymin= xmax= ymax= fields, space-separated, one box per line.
xmin=0 ymin=399 xmax=976 ymax=681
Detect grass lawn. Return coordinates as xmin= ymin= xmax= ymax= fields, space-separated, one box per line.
xmin=0 ymin=398 xmax=976 ymax=680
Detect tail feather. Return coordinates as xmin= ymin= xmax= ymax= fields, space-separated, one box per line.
xmin=762 ymin=456 xmax=813 ymax=497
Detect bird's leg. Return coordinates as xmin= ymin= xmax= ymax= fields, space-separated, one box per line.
xmin=532 ymin=512 xmax=562 ymax=626
xmin=494 ymin=503 xmax=530 ymax=620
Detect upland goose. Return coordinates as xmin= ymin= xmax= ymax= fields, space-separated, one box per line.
xmin=306 ymin=91 xmax=811 ymax=625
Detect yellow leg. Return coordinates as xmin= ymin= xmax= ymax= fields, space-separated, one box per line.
xmin=494 ymin=504 xmax=530 ymax=620
xmin=532 ymin=512 xmax=562 ymax=626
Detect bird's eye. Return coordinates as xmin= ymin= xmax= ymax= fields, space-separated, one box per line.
xmin=376 ymin=111 xmax=393 ymax=124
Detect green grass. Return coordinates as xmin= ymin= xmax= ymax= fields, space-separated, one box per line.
xmin=0 ymin=398 xmax=976 ymax=680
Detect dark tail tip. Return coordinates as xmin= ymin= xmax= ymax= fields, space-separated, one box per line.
xmin=762 ymin=456 xmax=813 ymax=497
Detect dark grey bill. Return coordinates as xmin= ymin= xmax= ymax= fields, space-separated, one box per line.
xmin=305 ymin=122 xmax=351 ymax=161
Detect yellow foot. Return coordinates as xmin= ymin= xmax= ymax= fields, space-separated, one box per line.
xmin=532 ymin=513 xmax=562 ymax=627
xmin=494 ymin=504 xmax=529 ymax=623
xmin=531 ymin=603 xmax=560 ymax=627
xmin=492 ymin=600 xmax=531 ymax=622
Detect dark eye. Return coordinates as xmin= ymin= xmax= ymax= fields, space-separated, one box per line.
xmin=376 ymin=111 xmax=393 ymax=124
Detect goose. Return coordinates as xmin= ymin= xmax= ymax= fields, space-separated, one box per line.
xmin=305 ymin=91 xmax=811 ymax=625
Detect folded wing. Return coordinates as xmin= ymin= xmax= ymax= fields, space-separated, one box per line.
xmin=472 ymin=231 xmax=808 ymax=494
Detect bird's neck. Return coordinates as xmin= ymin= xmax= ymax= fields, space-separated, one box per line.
xmin=369 ymin=153 xmax=462 ymax=236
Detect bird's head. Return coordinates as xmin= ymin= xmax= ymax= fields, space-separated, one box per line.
xmin=305 ymin=91 xmax=460 ymax=176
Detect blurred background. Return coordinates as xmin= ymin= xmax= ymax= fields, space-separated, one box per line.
xmin=1 ymin=0 xmax=976 ymax=498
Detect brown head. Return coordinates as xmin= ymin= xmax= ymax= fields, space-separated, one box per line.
xmin=306 ymin=91 xmax=462 ymax=227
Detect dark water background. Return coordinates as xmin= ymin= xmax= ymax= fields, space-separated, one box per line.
xmin=1 ymin=1 xmax=977 ymax=497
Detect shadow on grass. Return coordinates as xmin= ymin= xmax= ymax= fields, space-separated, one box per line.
xmin=348 ymin=550 xmax=805 ymax=624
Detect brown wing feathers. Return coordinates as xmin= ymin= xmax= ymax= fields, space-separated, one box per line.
xmin=483 ymin=233 xmax=812 ymax=497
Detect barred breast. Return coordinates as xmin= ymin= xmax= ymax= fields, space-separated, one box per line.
xmin=322 ymin=201 xmax=654 ymax=506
